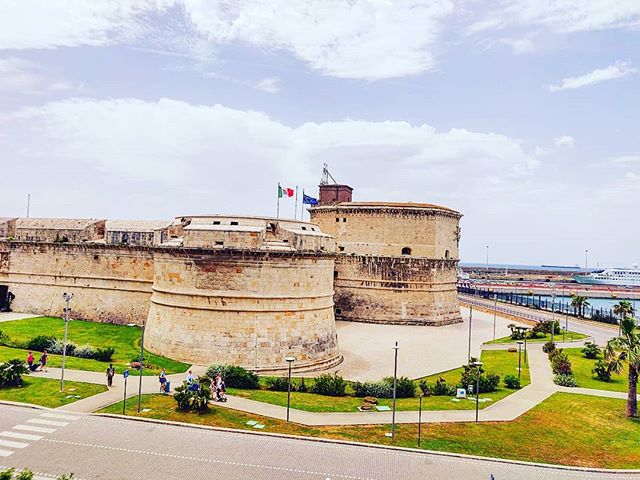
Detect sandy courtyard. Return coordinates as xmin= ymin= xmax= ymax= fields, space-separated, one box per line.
xmin=330 ymin=307 xmax=519 ymax=381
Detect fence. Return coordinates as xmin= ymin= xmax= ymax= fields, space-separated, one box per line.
xmin=457 ymin=286 xmax=618 ymax=324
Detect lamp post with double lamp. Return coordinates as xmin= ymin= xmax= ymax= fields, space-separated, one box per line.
xmin=551 ymin=285 xmax=556 ymax=345
xmin=493 ymin=290 xmax=497 ymax=342
xmin=417 ymin=393 xmax=423 ymax=447
xmin=137 ymin=319 xmax=146 ymax=414
xmin=285 ymin=356 xmax=295 ymax=422
xmin=467 ymin=305 xmax=473 ymax=363
xmin=60 ymin=292 xmax=74 ymax=392
xmin=517 ymin=341 xmax=524 ymax=382
xmin=472 ymin=360 xmax=483 ymax=423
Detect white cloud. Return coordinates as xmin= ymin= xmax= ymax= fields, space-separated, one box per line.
xmin=470 ymin=1 xmax=640 ymax=34
xmin=0 ymin=57 xmax=78 ymax=94
xmin=0 ymin=1 xmax=455 ymax=80
xmin=548 ymin=61 xmax=637 ymax=92
xmin=609 ymin=154 xmax=640 ymax=165
xmin=625 ymin=172 xmax=640 ymax=182
xmin=554 ymin=135 xmax=574 ymax=148
xmin=253 ymin=77 xmax=280 ymax=94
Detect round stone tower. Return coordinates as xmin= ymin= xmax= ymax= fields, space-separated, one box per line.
xmin=309 ymin=185 xmax=462 ymax=326
xmin=144 ymin=215 xmax=342 ymax=373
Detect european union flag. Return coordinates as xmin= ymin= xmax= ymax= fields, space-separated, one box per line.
xmin=303 ymin=194 xmax=318 ymax=205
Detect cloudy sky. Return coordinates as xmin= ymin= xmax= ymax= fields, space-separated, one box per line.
xmin=0 ymin=1 xmax=638 ymax=267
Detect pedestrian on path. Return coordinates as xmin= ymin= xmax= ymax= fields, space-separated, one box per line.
xmin=39 ymin=350 xmax=48 ymax=372
xmin=159 ymin=369 xmax=167 ymax=393
xmin=106 ymin=363 xmax=115 ymax=387
xmin=186 ymin=370 xmax=195 ymax=384
xmin=26 ymin=351 xmax=34 ymax=370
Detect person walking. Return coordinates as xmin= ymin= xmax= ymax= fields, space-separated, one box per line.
xmin=26 ymin=351 xmax=34 ymax=370
xmin=159 ymin=369 xmax=167 ymax=393
xmin=186 ymin=370 xmax=195 ymax=384
xmin=39 ymin=350 xmax=48 ymax=372
xmin=106 ymin=363 xmax=115 ymax=388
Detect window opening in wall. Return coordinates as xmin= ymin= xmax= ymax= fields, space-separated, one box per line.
xmin=445 ymin=249 xmax=450 ymax=259
xmin=267 ymin=223 xmax=276 ymax=232
xmin=230 ymin=221 xmax=239 ymax=226
xmin=342 ymin=218 xmax=347 ymax=222
xmin=213 ymin=221 xmax=221 ymax=225
xmin=335 ymin=308 xmax=342 ymax=315
xmin=401 ymin=247 xmax=412 ymax=256
xmin=333 ymin=270 xmax=338 ymax=278
xmin=338 ymin=246 xmax=345 ymax=252
xmin=301 ymin=226 xmax=307 ymax=230
xmin=336 ymin=217 xmax=340 ymax=222
xmin=311 ymin=227 xmax=315 ymax=231
xmin=215 ymin=241 xmax=224 ymax=246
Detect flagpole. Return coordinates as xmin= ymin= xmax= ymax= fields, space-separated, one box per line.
xmin=301 ymin=189 xmax=305 ymax=221
xmin=277 ymin=183 xmax=280 ymax=219
xmin=294 ymin=185 xmax=299 ymax=220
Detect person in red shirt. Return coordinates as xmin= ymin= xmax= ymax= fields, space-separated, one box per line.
xmin=27 ymin=351 xmax=34 ymax=370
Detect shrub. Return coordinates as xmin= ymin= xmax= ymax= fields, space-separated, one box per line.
xmin=503 ymin=374 xmax=521 ymax=389
xmin=310 ymin=373 xmax=346 ymax=396
xmin=385 ymin=376 xmax=416 ymax=398
xmin=532 ymin=320 xmax=560 ymax=335
xmin=353 ymin=381 xmax=391 ymax=398
xmin=48 ymin=339 xmax=76 ymax=356
xmin=174 ymin=377 xmax=211 ymax=412
xmin=507 ymin=324 xmax=527 ymax=340
xmin=0 ymin=359 xmax=29 ymax=388
xmin=298 ymin=377 xmax=308 ymax=393
xmin=553 ymin=374 xmax=577 ymax=387
xmin=479 ymin=372 xmax=501 ymax=392
xmin=0 ymin=330 xmax=10 ymax=346
xmin=26 ymin=335 xmax=56 ymax=352
xmin=205 ymin=364 xmax=259 ymax=389
xmin=551 ymin=351 xmax=572 ymax=375
xmin=419 ymin=377 xmax=456 ymax=396
xmin=93 ymin=347 xmax=115 ymax=362
xmin=592 ymin=360 xmax=612 ymax=382
xmin=16 ymin=469 xmax=34 ymax=480
xmin=73 ymin=345 xmax=96 ymax=359
xmin=265 ymin=376 xmax=291 ymax=392
xmin=543 ymin=341 xmax=556 ymax=354
xmin=581 ymin=342 xmax=601 ymax=359
xmin=460 ymin=362 xmax=500 ymax=393
xmin=0 ymin=469 xmax=14 ymax=480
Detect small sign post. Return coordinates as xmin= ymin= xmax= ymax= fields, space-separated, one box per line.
xmin=122 ymin=369 xmax=130 ymax=415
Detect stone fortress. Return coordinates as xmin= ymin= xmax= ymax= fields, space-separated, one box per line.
xmin=0 ymin=177 xmax=462 ymax=373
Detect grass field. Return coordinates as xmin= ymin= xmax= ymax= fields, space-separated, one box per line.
xmin=0 ymin=317 xmax=190 ymax=376
xmin=485 ymin=331 xmax=588 ymax=345
xmin=99 ymin=392 xmax=640 ymax=469
xmin=564 ymin=348 xmax=629 ymax=392
xmin=228 ymin=350 xmax=530 ymax=413
xmin=0 ymin=375 xmax=107 ymax=408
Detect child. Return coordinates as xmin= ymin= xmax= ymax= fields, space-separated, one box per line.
xmin=39 ymin=350 xmax=48 ymax=372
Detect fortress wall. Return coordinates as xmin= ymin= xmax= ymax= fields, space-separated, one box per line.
xmin=0 ymin=242 xmax=153 ymax=324
xmin=145 ymin=251 xmax=343 ymax=372
xmin=333 ymin=255 xmax=462 ymax=325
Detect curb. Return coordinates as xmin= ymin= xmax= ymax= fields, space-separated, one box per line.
xmin=1 ymin=400 xmax=638 ymax=475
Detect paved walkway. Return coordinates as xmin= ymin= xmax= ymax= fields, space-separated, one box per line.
xmin=0 ymin=312 xmax=37 ymax=323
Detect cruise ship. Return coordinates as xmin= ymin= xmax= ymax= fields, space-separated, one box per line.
xmin=574 ymin=267 xmax=640 ymax=286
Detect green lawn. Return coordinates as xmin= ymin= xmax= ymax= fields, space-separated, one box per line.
xmin=228 ymin=350 xmax=530 ymax=413
xmin=0 ymin=375 xmax=107 ymax=408
xmin=564 ymin=348 xmax=629 ymax=392
xmin=0 ymin=316 xmax=190 ymax=376
xmin=486 ymin=330 xmax=588 ymax=345
xmin=99 ymin=392 xmax=640 ymax=469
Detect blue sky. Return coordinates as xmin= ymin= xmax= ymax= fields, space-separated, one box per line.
xmin=0 ymin=1 xmax=638 ymax=267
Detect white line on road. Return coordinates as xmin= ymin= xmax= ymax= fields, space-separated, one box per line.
xmin=0 ymin=431 xmax=43 ymax=441
xmin=13 ymin=425 xmax=56 ymax=434
xmin=40 ymin=413 xmax=80 ymax=421
xmin=28 ymin=419 xmax=69 ymax=427
xmin=43 ymin=439 xmax=375 ymax=480
xmin=0 ymin=439 xmax=29 ymax=449
xmin=0 ymin=449 xmax=13 ymax=457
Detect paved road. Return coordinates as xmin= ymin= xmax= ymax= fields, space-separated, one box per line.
xmin=0 ymin=404 xmax=637 ymax=480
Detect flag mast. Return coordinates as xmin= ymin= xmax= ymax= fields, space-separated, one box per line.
xmin=277 ymin=182 xmax=280 ymax=219
xmin=294 ymin=185 xmax=299 ymax=220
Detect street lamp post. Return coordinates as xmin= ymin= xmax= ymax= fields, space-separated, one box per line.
xmin=551 ymin=286 xmax=556 ymax=345
xmin=486 ymin=245 xmax=489 ymax=268
xmin=391 ymin=342 xmax=399 ymax=440
xmin=285 ymin=357 xmax=296 ymax=422
xmin=472 ymin=360 xmax=483 ymax=423
xmin=467 ymin=305 xmax=473 ymax=363
xmin=137 ymin=319 xmax=146 ymax=414
xmin=517 ymin=341 xmax=523 ymax=382
xmin=417 ymin=393 xmax=423 ymax=447
xmin=523 ymin=329 xmax=528 ymax=364
xmin=585 ymin=249 xmax=588 ymax=270
xmin=493 ymin=292 xmax=497 ymax=342
xmin=60 ymin=292 xmax=74 ymax=392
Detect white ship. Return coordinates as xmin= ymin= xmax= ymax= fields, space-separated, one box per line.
xmin=574 ymin=267 xmax=640 ymax=286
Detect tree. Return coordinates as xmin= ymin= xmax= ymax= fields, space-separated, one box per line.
xmin=613 ymin=300 xmax=636 ymax=336
xmin=605 ymin=317 xmax=640 ymax=418
xmin=570 ymin=295 xmax=590 ymax=318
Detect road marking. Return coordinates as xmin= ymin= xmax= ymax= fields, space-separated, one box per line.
xmin=0 ymin=431 xmax=43 ymax=441
xmin=40 ymin=413 xmax=80 ymax=421
xmin=0 ymin=449 xmax=13 ymax=457
xmin=28 ymin=419 xmax=69 ymax=427
xmin=13 ymin=425 xmax=56 ymax=434
xmin=43 ymin=439 xmax=375 ymax=480
xmin=0 ymin=439 xmax=29 ymax=449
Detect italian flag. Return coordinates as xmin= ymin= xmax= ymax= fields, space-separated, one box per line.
xmin=278 ymin=185 xmax=295 ymax=198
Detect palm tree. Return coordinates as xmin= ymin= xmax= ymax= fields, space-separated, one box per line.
xmin=570 ymin=295 xmax=590 ymax=318
xmin=613 ymin=300 xmax=636 ymax=336
xmin=605 ymin=317 xmax=640 ymax=417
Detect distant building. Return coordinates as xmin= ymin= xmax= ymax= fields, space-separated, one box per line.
xmin=0 ymin=218 xmax=16 ymax=239
xmin=105 ymin=220 xmax=174 ymax=246
xmin=14 ymin=218 xmax=105 ymax=243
